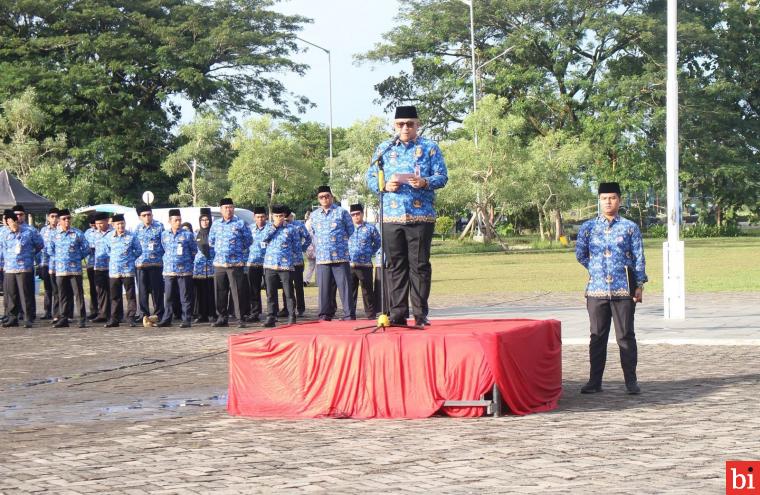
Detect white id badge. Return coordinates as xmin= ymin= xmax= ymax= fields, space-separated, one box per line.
xmin=177 ymin=244 xmax=183 ymax=255
xmin=148 ymin=242 xmax=155 ymax=251
xmin=260 ymin=241 xmax=267 ymax=249
xmin=14 ymin=242 xmax=21 ymax=254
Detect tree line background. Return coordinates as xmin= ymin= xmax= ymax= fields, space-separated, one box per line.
xmin=1 ymin=0 xmax=758 ymax=240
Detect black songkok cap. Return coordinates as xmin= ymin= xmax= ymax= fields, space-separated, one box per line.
xmin=350 ymin=203 xmax=363 ymax=213
xmin=111 ymin=214 xmax=125 ymax=223
xmin=58 ymin=209 xmax=72 ymax=217
xmin=316 ymin=185 xmax=331 ymax=195
xmin=87 ymin=213 xmax=96 ymax=224
xmin=219 ymin=197 xmax=234 ymax=206
xmin=199 ymin=207 xmax=212 ymax=216
xmin=4 ymin=209 xmax=17 ymax=219
xmin=12 ymin=204 xmax=25 ymax=213
xmin=168 ymin=208 xmax=181 ymax=217
xmin=253 ymin=206 xmax=266 ymax=215
xmin=271 ymin=204 xmax=287 ymax=215
xmin=93 ymin=212 xmax=109 ymax=221
xmin=394 ymin=105 xmax=419 ymax=119
xmin=48 ymin=207 xmax=60 ymax=216
xmin=598 ymin=182 xmax=622 ymax=195
xmin=136 ymin=204 xmax=152 ymax=215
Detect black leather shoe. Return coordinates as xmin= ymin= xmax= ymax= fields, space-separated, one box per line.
xmin=156 ymin=321 xmax=172 ymax=327
xmin=193 ymin=317 xmax=209 ymax=324
xmin=414 ymin=317 xmax=431 ymax=327
xmin=263 ymin=317 xmax=276 ymax=328
xmin=237 ymin=322 xmax=247 ymax=328
xmin=23 ymin=321 xmax=33 ymax=329
xmin=318 ymin=316 xmax=332 ymax=321
xmin=297 ymin=310 xmax=305 ymax=317
xmin=78 ymin=320 xmax=87 ymax=328
xmin=40 ymin=314 xmax=52 ymax=320
xmin=92 ymin=317 xmax=107 ymax=323
xmin=180 ymin=322 xmax=191 ymax=328
xmin=2 ymin=318 xmax=19 ymax=328
xmin=341 ymin=316 xmax=357 ymax=321
xmin=286 ymin=317 xmax=296 ymax=325
xmin=246 ymin=314 xmax=260 ymax=323
xmin=211 ymin=319 xmax=228 ymax=328
xmin=277 ymin=309 xmax=289 ymax=318
xmin=104 ymin=321 xmax=119 ymax=328
xmin=53 ymin=318 xmax=69 ymax=328
xmin=87 ymin=314 xmax=97 ymax=321
xmin=626 ymin=382 xmax=641 ymax=395
xmin=581 ymin=382 xmax=603 ymax=394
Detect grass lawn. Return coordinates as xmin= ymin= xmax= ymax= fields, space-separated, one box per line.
xmin=430 ymin=237 xmax=760 ymax=295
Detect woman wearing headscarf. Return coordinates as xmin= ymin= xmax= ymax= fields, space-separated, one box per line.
xmin=192 ymin=208 xmax=215 ymax=323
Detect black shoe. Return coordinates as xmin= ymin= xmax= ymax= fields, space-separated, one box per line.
xmin=53 ymin=318 xmax=69 ymax=328
xmin=277 ymin=309 xmax=289 ymax=318
xmin=87 ymin=314 xmax=97 ymax=321
xmin=193 ymin=317 xmax=209 ymax=324
xmin=318 ymin=316 xmax=332 ymax=321
xmin=23 ymin=321 xmax=33 ymax=329
xmin=246 ymin=314 xmax=260 ymax=323
xmin=92 ymin=317 xmax=107 ymax=323
xmin=286 ymin=317 xmax=296 ymax=325
xmin=341 ymin=316 xmax=356 ymax=321
xmin=40 ymin=313 xmax=52 ymax=320
xmin=297 ymin=310 xmax=305 ymax=317
xmin=79 ymin=320 xmax=87 ymax=328
xmin=414 ymin=317 xmax=431 ymax=327
xmin=104 ymin=321 xmax=119 ymax=328
xmin=581 ymin=382 xmax=603 ymax=394
xmin=263 ymin=317 xmax=276 ymax=328
xmin=237 ymin=322 xmax=247 ymax=328
xmin=156 ymin=321 xmax=172 ymax=327
xmin=626 ymin=382 xmax=641 ymax=395
xmin=180 ymin=322 xmax=191 ymax=328
xmin=211 ymin=318 xmax=228 ymax=328
xmin=129 ymin=320 xmax=137 ymax=327
xmin=2 ymin=318 xmax=19 ymax=328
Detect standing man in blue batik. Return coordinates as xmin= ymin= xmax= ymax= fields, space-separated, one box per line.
xmin=1 ymin=209 xmax=44 ymax=328
xmin=261 ymin=204 xmax=297 ymax=327
xmin=90 ymin=212 xmax=113 ymax=322
xmin=135 ymin=205 xmax=165 ymax=327
xmin=12 ymin=204 xmax=37 ymax=321
xmin=48 ymin=209 xmax=90 ymax=328
xmin=83 ymin=213 xmax=99 ymax=320
xmin=309 ymin=186 xmax=355 ymax=321
xmin=348 ymin=204 xmax=381 ymax=319
xmin=278 ymin=206 xmax=310 ymax=318
xmin=246 ymin=206 xmax=269 ymax=323
xmin=576 ymin=182 xmax=647 ymax=395
xmin=366 ymin=105 xmax=448 ymax=326
xmin=156 ymin=209 xmax=197 ymax=328
xmin=38 ymin=207 xmax=60 ymax=320
xmin=104 ymin=214 xmax=142 ymax=328
xmin=209 ymin=198 xmax=252 ymax=328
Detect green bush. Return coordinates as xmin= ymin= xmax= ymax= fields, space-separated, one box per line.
xmin=682 ymin=224 xmax=742 ymax=238
xmin=495 ymin=223 xmax=515 ymax=237
xmin=645 ymin=224 xmax=667 ymax=238
xmin=435 ymin=216 xmax=455 ymax=238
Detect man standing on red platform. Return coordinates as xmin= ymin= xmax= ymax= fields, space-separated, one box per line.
xmin=575 ymin=182 xmax=648 ymax=395
xmin=365 ymin=105 xmax=448 ymax=326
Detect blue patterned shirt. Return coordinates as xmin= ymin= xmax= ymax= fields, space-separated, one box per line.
xmin=366 ymin=136 xmax=448 ymax=224
xmin=247 ymin=222 xmax=270 ymax=267
xmin=576 ymin=215 xmax=648 ymax=299
xmin=84 ymin=227 xmax=98 ymax=267
xmin=193 ymin=238 xmax=215 ymax=279
xmin=39 ymin=225 xmax=58 ymax=267
xmin=47 ymin=227 xmax=89 ymax=276
xmin=1 ymin=227 xmax=44 ymax=273
xmin=161 ymin=229 xmax=198 ymax=277
xmin=106 ymin=231 xmax=143 ymax=278
xmin=91 ymin=228 xmax=113 ymax=271
xmin=262 ymin=223 xmax=297 ymax=271
xmin=209 ymin=215 xmax=252 ymax=267
xmin=349 ymin=222 xmax=381 ymax=267
xmin=309 ymin=204 xmax=354 ymax=264
xmin=135 ymin=220 xmax=164 ymax=268
xmin=289 ymin=220 xmax=311 ymax=267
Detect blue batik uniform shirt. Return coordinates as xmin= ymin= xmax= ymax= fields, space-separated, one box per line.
xmin=106 ymin=231 xmax=142 ymax=277
xmin=309 ymin=204 xmax=354 ymax=264
xmin=209 ymin=215 xmax=252 ymax=267
xmin=47 ymin=227 xmax=89 ymax=276
xmin=247 ymin=222 xmax=270 ymax=267
xmin=262 ymin=223 xmax=296 ymax=271
xmin=289 ymin=220 xmax=311 ymax=267
xmin=575 ymin=214 xmax=648 ymax=299
xmin=135 ymin=220 xmax=164 ymax=268
xmin=39 ymin=225 xmax=58 ymax=268
xmin=84 ymin=226 xmax=98 ymax=267
xmin=91 ymin=228 xmax=113 ymax=271
xmin=349 ymin=222 xmax=381 ymax=268
xmin=1 ymin=227 xmax=44 ymax=273
xmin=366 ymin=136 xmax=448 ymax=224
xmin=161 ymin=229 xmax=198 ymax=277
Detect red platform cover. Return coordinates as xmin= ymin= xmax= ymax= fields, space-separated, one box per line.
xmin=228 ymin=319 xmax=562 ymax=419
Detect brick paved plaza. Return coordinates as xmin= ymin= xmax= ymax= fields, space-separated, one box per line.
xmin=1 ymin=293 xmax=759 ymax=494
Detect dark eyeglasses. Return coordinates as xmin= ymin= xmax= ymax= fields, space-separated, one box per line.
xmin=394 ymin=121 xmax=417 ymax=128
xmin=318 ymin=194 xmax=331 ymax=199
xmin=350 ymin=212 xmax=362 ymax=216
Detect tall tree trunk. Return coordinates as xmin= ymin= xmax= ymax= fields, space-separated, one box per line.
xmin=554 ymin=208 xmax=563 ymax=241
xmin=537 ymin=206 xmax=545 ymax=240
xmin=715 ymin=203 xmax=723 ymax=226
xmin=190 ymin=159 xmax=198 ymax=206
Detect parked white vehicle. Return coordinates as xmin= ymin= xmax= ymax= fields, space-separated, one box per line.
xmin=75 ymin=205 xmax=254 ymax=231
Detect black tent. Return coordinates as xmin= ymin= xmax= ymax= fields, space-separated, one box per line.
xmin=0 ymin=169 xmax=54 ymax=214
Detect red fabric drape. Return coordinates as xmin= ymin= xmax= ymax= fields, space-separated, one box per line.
xmin=228 ymin=319 xmax=562 ymax=419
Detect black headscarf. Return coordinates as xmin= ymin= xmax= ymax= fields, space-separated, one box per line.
xmin=197 ymin=212 xmax=213 ymax=258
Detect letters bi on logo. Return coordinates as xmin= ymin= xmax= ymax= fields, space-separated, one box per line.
xmin=727 ymin=461 xmax=760 ymax=494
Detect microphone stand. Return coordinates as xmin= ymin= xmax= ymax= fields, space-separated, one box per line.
xmin=355 ymin=138 xmax=424 ymax=333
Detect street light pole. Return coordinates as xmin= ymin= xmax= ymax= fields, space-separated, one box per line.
xmin=664 ymin=0 xmax=686 ymax=319
xmin=296 ymin=37 xmax=334 ymax=181
xmin=459 ymin=0 xmax=478 ymax=145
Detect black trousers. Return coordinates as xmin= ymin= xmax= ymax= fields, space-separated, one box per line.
xmin=56 ymin=274 xmax=86 ymax=321
xmin=382 ymin=222 xmax=434 ymax=322
xmin=109 ymin=277 xmax=136 ymax=322
xmin=137 ymin=266 xmax=164 ymax=319
xmin=39 ymin=265 xmax=59 ymax=318
xmin=351 ymin=266 xmax=375 ymax=318
xmin=586 ymin=297 xmax=638 ymax=386
xmin=279 ymin=264 xmax=305 ymax=315
xmin=161 ymin=276 xmax=193 ymax=324
xmin=86 ymin=267 xmax=98 ymax=316
xmin=214 ymin=267 xmax=247 ymax=320
xmin=316 ymin=262 xmax=354 ymax=319
xmin=4 ymin=272 xmax=34 ymax=321
xmin=247 ymin=266 xmax=264 ymax=317
xmin=265 ymin=269 xmax=295 ymax=319
xmin=93 ymin=270 xmax=111 ymax=319
xmin=193 ymin=278 xmax=215 ymax=320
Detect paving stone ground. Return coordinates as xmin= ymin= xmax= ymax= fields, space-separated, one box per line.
xmin=1 ymin=292 xmax=758 ymax=493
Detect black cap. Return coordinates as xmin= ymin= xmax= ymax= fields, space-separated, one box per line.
xmin=11 ymin=204 xmax=25 ymax=213
xmin=219 ymin=197 xmax=234 ymax=206
xmin=111 ymin=214 xmax=125 ymax=223
xmin=349 ymin=203 xmax=363 ymax=213
xmin=87 ymin=213 xmax=96 ymax=224
xmin=271 ymin=204 xmax=287 ymax=215
xmin=47 ymin=207 xmax=60 ymax=216
xmin=3 ymin=209 xmax=17 ymax=219
xmin=93 ymin=212 xmax=109 ymax=221
xmin=58 ymin=208 xmax=72 ymax=217
xmin=598 ymin=182 xmax=621 ymax=195
xmin=394 ymin=105 xmax=418 ymax=119
xmin=316 ymin=185 xmax=331 ymax=195
xmin=168 ymin=208 xmax=181 ymax=217
xmin=199 ymin=207 xmax=212 ymax=216
xmin=253 ymin=206 xmax=266 ymax=215
xmin=136 ymin=204 xmax=152 ymax=215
